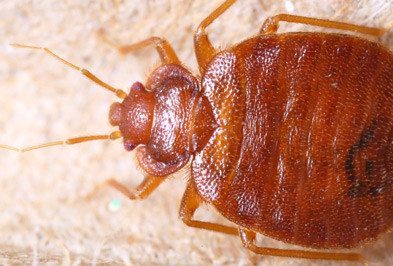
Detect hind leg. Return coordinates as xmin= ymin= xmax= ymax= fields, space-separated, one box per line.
xmin=260 ymin=13 xmax=385 ymax=36
xmin=239 ymin=228 xmax=365 ymax=262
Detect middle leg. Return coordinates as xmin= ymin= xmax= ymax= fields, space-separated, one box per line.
xmin=194 ymin=0 xmax=237 ymax=72
xmin=179 ymin=182 xmax=238 ymax=236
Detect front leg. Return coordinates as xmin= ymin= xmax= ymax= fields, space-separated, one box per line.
xmin=179 ymin=182 xmax=238 ymax=235
xmin=106 ymin=175 xmax=164 ymax=200
xmin=86 ymin=174 xmax=165 ymax=201
xmin=98 ymin=30 xmax=180 ymax=65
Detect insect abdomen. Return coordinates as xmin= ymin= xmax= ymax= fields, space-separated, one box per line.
xmin=195 ymin=33 xmax=393 ymax=248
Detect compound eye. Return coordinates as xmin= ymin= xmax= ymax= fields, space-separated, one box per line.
xmin=130 ymin=82 xmax=144 ymax=92
xmin=123 ymin=139 xmax=137 ymax=151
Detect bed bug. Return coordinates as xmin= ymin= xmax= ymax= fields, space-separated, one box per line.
xmin=3 ymin=0 xmax=392 ymax=263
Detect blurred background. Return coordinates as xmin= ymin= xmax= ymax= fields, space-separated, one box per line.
xmin=0 ymin=0 xmax=392 ymax=265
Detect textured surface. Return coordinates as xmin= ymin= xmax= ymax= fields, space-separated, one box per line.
xmin=0 ymin=0 xmax=393 ymax=265
xmin=193 ymin=33 xmax=393 ymax=249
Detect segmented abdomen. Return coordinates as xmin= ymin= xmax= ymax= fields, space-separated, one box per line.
xmin=193 ymin=32 xmax=393 ymax=248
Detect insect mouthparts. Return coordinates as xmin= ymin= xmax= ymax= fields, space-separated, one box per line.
xmin=109 ymin=102 xmax=122 ymax=126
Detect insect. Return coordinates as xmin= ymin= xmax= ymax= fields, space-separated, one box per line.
xmin=3 ymin=0 xmax=392 ymax=263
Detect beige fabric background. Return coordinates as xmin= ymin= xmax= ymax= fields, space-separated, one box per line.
xmin=0 ymin=0 xmax=392 ymax=265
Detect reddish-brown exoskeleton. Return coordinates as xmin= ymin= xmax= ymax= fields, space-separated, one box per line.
xmin=3 ymin=0 xmax=393 ymax=263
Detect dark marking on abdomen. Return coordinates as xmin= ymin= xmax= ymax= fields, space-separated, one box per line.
xmin=345 ymin=120 xmax=382 ymax=198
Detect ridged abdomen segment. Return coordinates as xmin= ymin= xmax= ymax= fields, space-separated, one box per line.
xmin=192 ymin=51 xmax=246 ymax=201
xmin=193 ymin=33 xmax=393 ymax=249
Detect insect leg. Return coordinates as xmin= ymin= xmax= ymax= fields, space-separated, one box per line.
xmin=239 ymin=228 xmax=365 ymax=262
xmin=194 ymin=0 xmax=237 ymax=72
xmin=179 ymin=182 xmax=238 ymax=236
xmin=85 ymin=174 xmax=165 ymax=201
xmin=11 ymin=44 xmax=127 ymax=99
xmin=260 ymin=14 xmax=385 ymax=36
xmin=98 ymin=31 xmax=180 ymax=64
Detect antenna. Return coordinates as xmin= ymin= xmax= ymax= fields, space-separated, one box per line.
xmin=0 ymin=131 xmax=122 ymax=152
xmin=10 ymin=44 xmax=127 ymax=99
